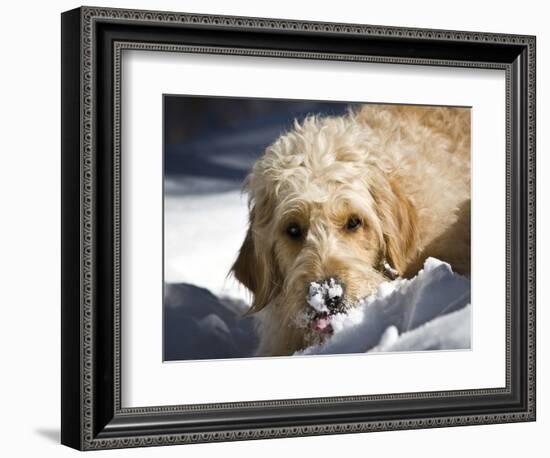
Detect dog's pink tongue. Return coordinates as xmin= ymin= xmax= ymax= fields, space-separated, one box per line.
xmin=312 ymin=316 xmax=333 ymax=335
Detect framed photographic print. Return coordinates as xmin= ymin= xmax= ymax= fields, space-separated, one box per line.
xmin=61 ymin=6 xmax=536 ymax=450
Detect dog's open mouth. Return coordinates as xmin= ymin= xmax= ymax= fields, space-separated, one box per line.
xmin=311 ymin=313 xmax=334 ymax=335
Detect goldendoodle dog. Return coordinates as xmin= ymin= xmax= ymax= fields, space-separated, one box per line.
xmin=232 ymin=104 xmax=470 ymax=356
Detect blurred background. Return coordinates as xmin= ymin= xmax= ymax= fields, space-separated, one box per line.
xmin=164 ymin=96 xmax=352 ymax=194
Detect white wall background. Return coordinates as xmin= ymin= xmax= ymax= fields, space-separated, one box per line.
xmin=0 ymin=0 xmax=545 ymax=456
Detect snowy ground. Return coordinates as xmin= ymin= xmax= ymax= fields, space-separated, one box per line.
xmin=164 ymin=186 xmax=251 ymax=303
xmin=164 ymin=186 xmax=256 ymax=360
xmin=164 ymin=188 xmax=471 ymax=360
xmin=164 ymin=281 xmax=256 ymax=361
xmin=297 ymin=258 xmax=471 ymax=356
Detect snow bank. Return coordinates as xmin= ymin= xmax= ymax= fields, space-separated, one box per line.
xmin=369 ymin=306 xmax=471 ymax=353
xmin=297 ymin=258 xmax=471 ymax=356
xmin=164 ymin=282 xmax=257 ymax=361
xmin=164 ymin=189 xmax=251 ymax=303
xmin=164 ymin=257 xmax=470 ymax=361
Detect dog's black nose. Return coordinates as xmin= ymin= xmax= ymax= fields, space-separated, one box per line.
xmin=326 ymin=294 xmax=343 ymax=311
xmin=307 ymin=277 xmax=345 ymax=314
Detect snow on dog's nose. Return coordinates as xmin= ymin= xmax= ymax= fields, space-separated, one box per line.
xmin=306 ymin=278 xmax=345 ymax=335
xmin=307 ymin=278 xmax=345 ymax=314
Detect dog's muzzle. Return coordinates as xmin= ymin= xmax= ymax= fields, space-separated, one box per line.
xmin=306 ymin=277 xmax=346 ymax=335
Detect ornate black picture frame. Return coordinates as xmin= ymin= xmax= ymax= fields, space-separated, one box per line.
xmin=61 ymin=6 xmax=536 ymax=450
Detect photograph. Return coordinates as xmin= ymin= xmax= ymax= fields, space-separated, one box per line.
xmin=163 ymin=96 xmax=472 ymax=360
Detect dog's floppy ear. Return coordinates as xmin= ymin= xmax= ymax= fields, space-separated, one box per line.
xmin=231 ymin=207 xmax=280 ymax=315
xmin=231 ymin=225 xmax=257 ymax=293
xmin=372 ymin=173 xmax=419 ymax=275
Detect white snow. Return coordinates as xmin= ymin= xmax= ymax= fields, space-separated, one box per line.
xmin=327 ymin=279 xmax=344 ymax=299
xmin=307 ymin=282 xmax=328 ymax=313
xmin=370 ymin=306 xmax=471 ymax=353
xmin=297 ymin=258 xmax=471 ymax=356
xmin=306 ymin=277 xmax=344 ymax=313
xmin=164 ymin=187 xmax=251 ymax=303
xmin=376 ymin=325 xmax=400 ymax=349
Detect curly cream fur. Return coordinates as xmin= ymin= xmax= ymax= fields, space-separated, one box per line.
xmin=232 ymin=104 xmax=471 ymax=356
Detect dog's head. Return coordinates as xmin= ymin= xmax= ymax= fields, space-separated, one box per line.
xmin=231 ymin=112 xmax=419 ymax=339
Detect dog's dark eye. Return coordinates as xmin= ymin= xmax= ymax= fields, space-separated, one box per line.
xmin=345 ymin=216 xmax=362 ymax=231
xmin=286 ymin=223 xmax=303 ymax=240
